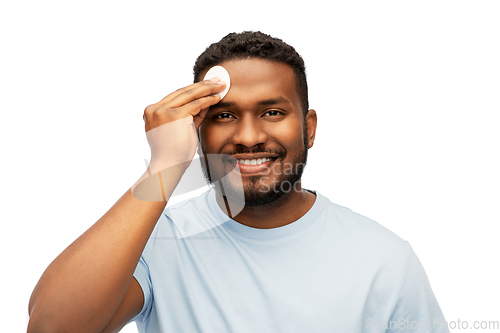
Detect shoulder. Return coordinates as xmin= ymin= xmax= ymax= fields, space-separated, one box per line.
xmin=138 ymin=190 xmax=218 ymax=264
xmin=165 ymin=189 xmax=214 ymax=217
xmin=318 ymin=193 xmax=408 ymax=256
xmin=162 ymin=189 xmax=225 ymax=239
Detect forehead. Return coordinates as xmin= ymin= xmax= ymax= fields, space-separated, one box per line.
xmin=204 ymin=58 xmax=301 ymax=109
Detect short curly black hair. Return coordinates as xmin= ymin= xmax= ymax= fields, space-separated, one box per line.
xmin=193 ymin=31 xmax=309 ymax=114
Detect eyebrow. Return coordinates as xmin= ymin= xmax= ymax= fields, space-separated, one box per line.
xmin=210 ymin=97 xmax=291 ymax=110
xmin=258 ymin=97 xmax=291 ymax=106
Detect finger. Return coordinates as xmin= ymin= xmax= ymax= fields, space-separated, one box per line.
xmin=155 ymin=78 xmax=224 ymax=106
xmin=155 ymin=93 xmax=221 ymax=119
xmin=143 ymin=80 xmax=219 ymax=123
xmin=167 ymin=79 xmax=225 ymax=109
xmin=143 ymin=103 xmax=157 ymax=124
xmin=193 ymin=107 xmax=210 ymax=130
xmin=181 ymin=93 xmax=222 ymax=117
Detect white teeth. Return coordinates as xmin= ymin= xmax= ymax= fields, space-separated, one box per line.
xmin=238 ymin=157 xmax=272 ymax=165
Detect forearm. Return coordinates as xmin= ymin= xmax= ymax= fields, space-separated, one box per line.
xmin=27 ymin=77 xmax=225 ymax=333
xmin=28 ymin=168 xmax=183 ymax=332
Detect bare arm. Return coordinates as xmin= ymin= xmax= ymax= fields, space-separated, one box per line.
xmin=27 ymin=78 xmax=225 ymax=333
xmin=28 ymin=190 xmax=169 ymax=333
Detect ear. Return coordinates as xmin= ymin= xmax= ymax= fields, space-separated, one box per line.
xmin=305 ymin=109 xmax=317 ymax=148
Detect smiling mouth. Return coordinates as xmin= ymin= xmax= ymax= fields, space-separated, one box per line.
xmin=237 ymin=157 xmax=274 ymax=165
xmin=225 ymin=155 xmax=279 ymax=175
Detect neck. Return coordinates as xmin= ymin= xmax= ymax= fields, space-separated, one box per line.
xmin=215 ymin=182 xmax=316 ymax=229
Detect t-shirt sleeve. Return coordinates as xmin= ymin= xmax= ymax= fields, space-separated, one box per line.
xmin=129 ymin=255 xmax=154 ymax=323
xmin=127 ymin=223 xmax=160 ymax=325
xmin=387 ymin=242 xmax=449 ymax=332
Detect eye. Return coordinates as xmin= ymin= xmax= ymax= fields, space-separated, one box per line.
xmin=214 ymin=112 xmax=235 ymax=121
xmin=216 ymin=113 xmax=232 ymax=119
xmin=263 ymin=110 xmax=284 ymax=117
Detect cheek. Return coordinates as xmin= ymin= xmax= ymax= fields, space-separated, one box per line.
xmin=267 ymin=119 xmax=305 ymax=147
xmin=199 ymin=124 xmax=228 ymax=153
xmin=198 ymin=125 xmax=212 ymax=152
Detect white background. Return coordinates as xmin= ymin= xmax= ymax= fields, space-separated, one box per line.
xmin=1 ymin=1 xmax=499 ymax=332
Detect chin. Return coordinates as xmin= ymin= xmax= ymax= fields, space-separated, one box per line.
xmin=223 ymin=172 xmax=303 ymax=208
xmin=243 ymin=188 xmax=287 ymax=207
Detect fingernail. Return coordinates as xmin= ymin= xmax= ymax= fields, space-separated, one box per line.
xmin=209 ymin=77 xmax=220 ymax=82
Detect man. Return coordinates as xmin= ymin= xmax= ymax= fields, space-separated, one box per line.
xmin=28 ymin=32 xmax=449 ymax=332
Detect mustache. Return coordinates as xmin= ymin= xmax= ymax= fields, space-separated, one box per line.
xmin=221 ymin=146 xmax=287 ymax=159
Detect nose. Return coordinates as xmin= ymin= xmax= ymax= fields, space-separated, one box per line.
xmin=231 ymin=116 xmax=268 ymax=148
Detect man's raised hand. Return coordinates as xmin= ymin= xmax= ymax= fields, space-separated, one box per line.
xmin=143 ymin=78 xmax=225 ymax=131
xmin=132 ymin=78 xmax=226 ymax=201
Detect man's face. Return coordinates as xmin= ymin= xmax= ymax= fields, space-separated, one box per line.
xmin=198 ymin=58 xmax=315 ymax=207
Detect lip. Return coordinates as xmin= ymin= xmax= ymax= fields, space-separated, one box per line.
xmin=237 ymin=160 xmax=275 ymax=174
xmin=225 ymin=154 xmax=279 ymax=175
xmin=230 ymin=153 xmax=279 ymax=160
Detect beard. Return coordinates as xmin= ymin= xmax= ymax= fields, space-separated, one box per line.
xmin=240 ymin=148 xmax=307 ymax=206
xmin=199 ymin=130 xmax=309 ymax=208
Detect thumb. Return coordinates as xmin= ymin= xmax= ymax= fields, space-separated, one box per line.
xmin=193 ymin=107 xmax=209 ymax=130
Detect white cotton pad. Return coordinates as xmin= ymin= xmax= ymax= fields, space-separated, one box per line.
xmin=203 ymin=65 xmax=231 ymax=100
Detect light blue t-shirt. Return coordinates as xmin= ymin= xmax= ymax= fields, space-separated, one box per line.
xmin=131 ymin=189 xmax=448 ymax=332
